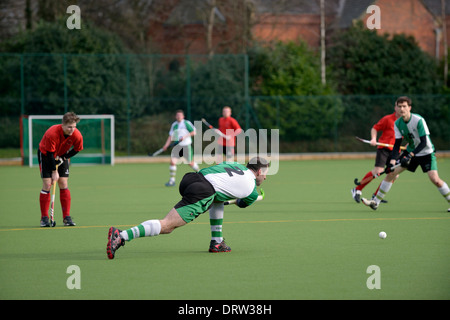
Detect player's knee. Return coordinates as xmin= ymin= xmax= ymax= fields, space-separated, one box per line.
xmin=42 ymin=182 xmax=52 ymax=190
xmin=428 ymin=172 xmax=442 ymax=187
xmin=430 ymin=177 xmax=442 ymax=187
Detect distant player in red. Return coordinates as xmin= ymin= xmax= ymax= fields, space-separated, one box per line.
xmin=217 ymin=106 xmax=242 ymax=162
xmin=351 ymin=104 xmax=401 ymax=203
xmin=38 ymin=112 xmax=83 ymax=227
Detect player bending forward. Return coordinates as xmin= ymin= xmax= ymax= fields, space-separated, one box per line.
xmin=106 ymin=157 xmax=269 ymax=259
xmin=38 ymin=112 xmax=83 ymax=227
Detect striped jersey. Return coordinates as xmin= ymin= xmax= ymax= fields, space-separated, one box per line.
xmin=200 ymin=162 xmax=259 ymax=206
xmin=169 ymin=120 xmax=195 ymax=146
xmin=394 ymin=113 xmax=434 ymax=156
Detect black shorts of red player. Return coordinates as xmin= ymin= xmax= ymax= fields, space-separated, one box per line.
xmin=37 ymin=150 xmax=70 ymax=179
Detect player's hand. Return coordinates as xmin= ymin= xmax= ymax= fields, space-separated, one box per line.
xmin=51 ymin=170 xmax=59 ymax=184
xmin=400 ymin=154 xmax=412 ymax=168
xmin=56 ymin=157 xmax=65 ymax=167
xmin=370 ymin=139 xmax=377 ymax=146
xmin=385 ymin=163 xmax=395 ymax=173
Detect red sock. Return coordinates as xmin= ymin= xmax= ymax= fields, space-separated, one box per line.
xmin=60 ymin=188 xmax=71 ymax=218
xmin=356 ymin=171 xmax=374 ymax=191
xmin=374 ymin=184 xmax=381 ymax=195
xmin=39 ymin=191 xmax=50 ymax=218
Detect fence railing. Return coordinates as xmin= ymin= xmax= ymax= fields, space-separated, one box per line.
xmin=1 ymin=53 xmax=449 ymax=154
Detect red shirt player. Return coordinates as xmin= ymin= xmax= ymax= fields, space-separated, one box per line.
xmin=38 ymin=112 xmax=83 ymax=227
xmin=217 ymin=106 xmax=242 ymax=162
xmin=351 ymin=105 xmax=401 ymax=203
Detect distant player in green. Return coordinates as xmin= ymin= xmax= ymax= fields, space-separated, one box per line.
xmin=107 ymin=157 xmax=269 ymax=259
xmin=162 ymin=110 xmax=199 ymax=186
xmin=362 ymin=96 xmax=450 ymax=212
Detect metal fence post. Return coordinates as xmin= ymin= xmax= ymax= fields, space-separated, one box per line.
xmin=186 ymin=55 xmax=191 ymax=120
xmin=63 ymin=54 xmax=68 ymax=113
xmin=126 ymin=54 xmax=131 ymax=155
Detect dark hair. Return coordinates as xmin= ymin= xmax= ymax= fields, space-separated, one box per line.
xmin=175 ymin=109 xmax=184 ymax=114
xmin=246 ymin=157 xmax=269 ymax=172
xmin=396 ymin=96 xmax=412 ymax=106
xmin=62 ymin=112 xmax=80 ymax=125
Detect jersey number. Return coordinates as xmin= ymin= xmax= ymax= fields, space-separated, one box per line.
xmin=225 ymin=166 xmax=244 ymax=177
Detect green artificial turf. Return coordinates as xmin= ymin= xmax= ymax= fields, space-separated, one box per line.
xmin=0 ymin=159 xmax=449 ymax=300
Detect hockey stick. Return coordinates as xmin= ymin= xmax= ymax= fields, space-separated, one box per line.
xmin=49 ymin=164 xmax=59 ymax=227
xmin=201 ymin=118 xmax=229 ymax=139
xmin=354 ymin=163 xmax=401 ymax=186
xmin=355 ymin=136 xmax=406 ymax=150
xmin=148 ymin=141 xmax=180 ymax=157
xmin=224 ymin=189 xmax=265 ymax=205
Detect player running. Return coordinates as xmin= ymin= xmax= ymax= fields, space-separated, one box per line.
xmin=351 ymin=103 xmax=401 ymax=203
xmin=106 ymin=157 xmax=269 ymax=259
xmin=362 ymin=96 xmax=450 ymax=212
xmin=38 ymin=112 xmax=83 ymax=227
xmin=162 ymin=110 xmax=199 ymax=186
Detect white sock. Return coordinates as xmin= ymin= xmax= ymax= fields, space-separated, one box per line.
xmin=438 ymin=182 xmax=450 ymax=205
xmin=375 ymin=180 xmax=393 ymax=204
xmin=121 ymin=219 xmax=161 ymax=241
xmin=169 ymin=165 xmax=176 ymax=182
xmin=209 ymin=203 xmax=224 ymax=243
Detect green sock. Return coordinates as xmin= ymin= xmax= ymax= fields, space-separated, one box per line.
xmin=210 ymin=219 xmax=223 ymax=243
xmin=120 ymin=220 xmax=161 ymax=241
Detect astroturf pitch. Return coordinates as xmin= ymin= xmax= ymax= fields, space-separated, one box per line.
xmin=0 ymin=159 xmax=449 ymax=300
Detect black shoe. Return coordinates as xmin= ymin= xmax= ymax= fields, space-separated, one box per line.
xmin=107 ymin=227 xmax=125 ymax=259
xmin=351 ymin=188 xmax=361 ymax=203
xmin=209 ymin=239 xmax=231 ymax=252
xmin=40 ymin=216 xmax=50 ymax=227
xmin=63 ymin=216 xmax=76 ymax=226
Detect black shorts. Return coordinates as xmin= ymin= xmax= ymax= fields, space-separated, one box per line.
xmin=374 ymin=148 xmax=392 ymax=167
xmin=174 ymin=172 xmax=216 ymax=223
xmin=38 ymin=150 xmax=70 ymax=179
xmin=399 ymin=151 xmax=437 ymax=173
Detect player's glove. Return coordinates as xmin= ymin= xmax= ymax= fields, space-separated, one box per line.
xmin=56 ymin=157 xmax=66 ymax=166
xmin=385 ymin=163 xmax=395 ymax=173
xmin=400 ymin=154 xmax=412 ymax=168
xmin=235 ymin=198 xmax=249 ymax=208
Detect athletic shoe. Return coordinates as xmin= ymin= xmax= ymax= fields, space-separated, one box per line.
xmin=40 ymin=216 xmax=50 ymax=227
xmin=209 ymin=239 xmax=231 ymax=252
xmin=107 ymin=227 xmax=125 ymax=259
xmin=372 ymin=194 xmax=388 ymax=204
xmin=63 ymin=216 xmax=76 ymax=226
xmin=447 ymin=208 xmax=450 ymax=213
xmin=361 ymin=197 xmax=378 ymax=210
xmin=351 ymin=188 xmax=362 ymax=203
xmin=165 ymin=180 xmax=175 ymax=187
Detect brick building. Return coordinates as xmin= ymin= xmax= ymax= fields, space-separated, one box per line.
xmin=148 ymin=0 xmax=450 ymax=60
xmin=337 ymin=0 xmax=450 ymax=59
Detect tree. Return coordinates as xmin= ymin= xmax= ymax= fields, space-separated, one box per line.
xmin=0 ymin=18 xmax=146 ymax=117
xmin=248 ymin=40 xmax=342 ymax=141
xmin=327 ymin=21 xmax=441 ymax=95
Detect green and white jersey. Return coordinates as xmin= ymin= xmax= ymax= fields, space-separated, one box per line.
xmin=200 ymin=162 xmax=259 ymax=205
xmin=169 ymin=120 xmax=195 ymax=146
xmin=394 ymin=113 xmax=434 ymax=156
